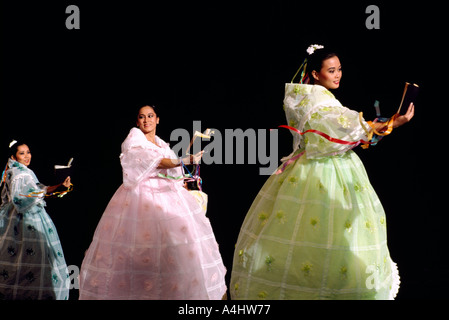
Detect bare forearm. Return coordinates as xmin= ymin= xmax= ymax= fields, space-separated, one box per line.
xmin=157 ymin=157 xmax=189 ymax=169
xmin=46 ymin=183 xmax=64 ymax=194
xmin=157 ymin=151 xmax=204 ymax=169
xmin=371 ymin=122 xmax=388 ymax=133
xmin=47 ymin=177 xmax=71 ymax=193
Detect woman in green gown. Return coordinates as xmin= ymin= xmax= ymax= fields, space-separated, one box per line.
xmin=230 ymin=46 xmax=414 ymax=300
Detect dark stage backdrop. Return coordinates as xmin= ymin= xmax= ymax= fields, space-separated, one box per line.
xmin=1 ymin=1 xmax=446 ymax=301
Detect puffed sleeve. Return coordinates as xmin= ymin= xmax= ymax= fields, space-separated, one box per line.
xmin=10 ymin=173 xmax=47 ymax=213
xmin=119 ymin=128 xmax=165 ymax=188
xmin=303 ymin=105 xmax=369 ymax=159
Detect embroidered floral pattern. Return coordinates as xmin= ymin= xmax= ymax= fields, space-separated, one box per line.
xmin=258 ymin=291 xmax=268 ymax=299
xmin=301 ymin=262 xmax=313 ymax=276
xmin=344 ymin=220 xmax=352 ymax=233
xmin=340 ymin=266 xmax=348 ymax=279
xmin=298 ymin=97 xmax=310 ymax=108
xmin=265 ymin=256 xmax=275 ymax=271
xmin=277 ymin=177 xmax=285 ymax=185
xmin=258 ymin=212 xmax=269 ymax=225
xmin=288 ymin=119 xmax=298 ymax=127
xmin=7 ymin=246 xmax=15 ymax=256
xmin=365 ymin=220 xmax=375 ymax=233
xmin=354 ymin=184 xmax=368 ymax=192
xmin=288 ymin=176 xmax=298 ymax=186
xmin=322 ymin=89 xmax=335 ymax=99
xmin=338 ymin=115 xmax=350 ymax=128
xmin=238 ymin=249 xmax=247 ymax=265
xmin=318 ymin=182 xmax=326 ymax=193
xmin=52 ymin=273 xmax=59 ymax=284
xmin=144 ymin=280 xmax=154 ymax=291
xmin=276 ymin=210 xmax=286 ymax=224
xmin=321 ymin=106 xmax=336 ymax=112
xmin=13 ymin=197 xmax=22 ymax=206
xmin=293 ymin=85 xmax=308 ymax=95
xmin=1 ymin=269 xmax=9 ymax=280
xmin=25 ymin=271 xmax=36 ymax=283
xmin=311 ymin=112 xmax=322 ymax=120
xmin=233 ymin=283 xmax=240 ymax=297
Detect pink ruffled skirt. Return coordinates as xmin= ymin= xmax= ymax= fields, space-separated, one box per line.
xmin=79 ymin=177 xmax=227 ymax=300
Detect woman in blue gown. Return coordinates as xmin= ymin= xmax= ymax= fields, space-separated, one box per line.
xmin=0 ymin=140 xmax=71 ymax=300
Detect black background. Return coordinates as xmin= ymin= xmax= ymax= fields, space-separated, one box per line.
xmin=1 ymin=0 xmax=446 ymax=302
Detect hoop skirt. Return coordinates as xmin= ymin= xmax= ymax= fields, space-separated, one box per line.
xmin=79 ymin=128 xmax=227 ymax=300
xmin=0 ymin=159 xmax=69 ymax=300
xmin=230 ymin=84 xmax=400 ymax=300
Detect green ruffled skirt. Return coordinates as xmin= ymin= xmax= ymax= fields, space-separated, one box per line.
xmin=230 ymin=150 xmax=399 ymax=300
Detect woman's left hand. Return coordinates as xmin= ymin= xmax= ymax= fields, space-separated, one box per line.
xmin=62 ymin=176 xmax=71 ymax=188
xmin=190 ymin=151 xmax=204 ymax=164
xmin=393 ymin=103 xmax=415 ymax=128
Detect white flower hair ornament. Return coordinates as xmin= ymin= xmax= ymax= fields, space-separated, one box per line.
xmin=9 ymin=140 xmax=17 ymax=148
xmin=291 ymin=44 xmax=325 ymax=84
xmin=306 ymin=44 xmax=324 ymax=55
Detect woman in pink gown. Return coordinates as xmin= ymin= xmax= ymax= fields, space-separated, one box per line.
xmin=79 ymin=105 xmax=227 ymax=300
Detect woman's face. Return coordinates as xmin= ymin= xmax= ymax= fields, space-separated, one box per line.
xmin=12 ymin=144 xmax=31 ymax=167
xmin=137 ymin=106 xmax=159 ymax=135
xmin=312 ymin=56 xmax=342 ymax=90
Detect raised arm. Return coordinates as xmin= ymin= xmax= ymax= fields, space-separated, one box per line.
xmin=370 ymin=103 xmax=415 ymax=133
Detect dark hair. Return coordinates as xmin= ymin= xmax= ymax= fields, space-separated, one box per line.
xmin=137 ymin=104 xmax=158 ymax=117
xmin=7 ymin=140 xmax=28 ymax=159
xmin=307 ymin=49 xmax=339 ymax=79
